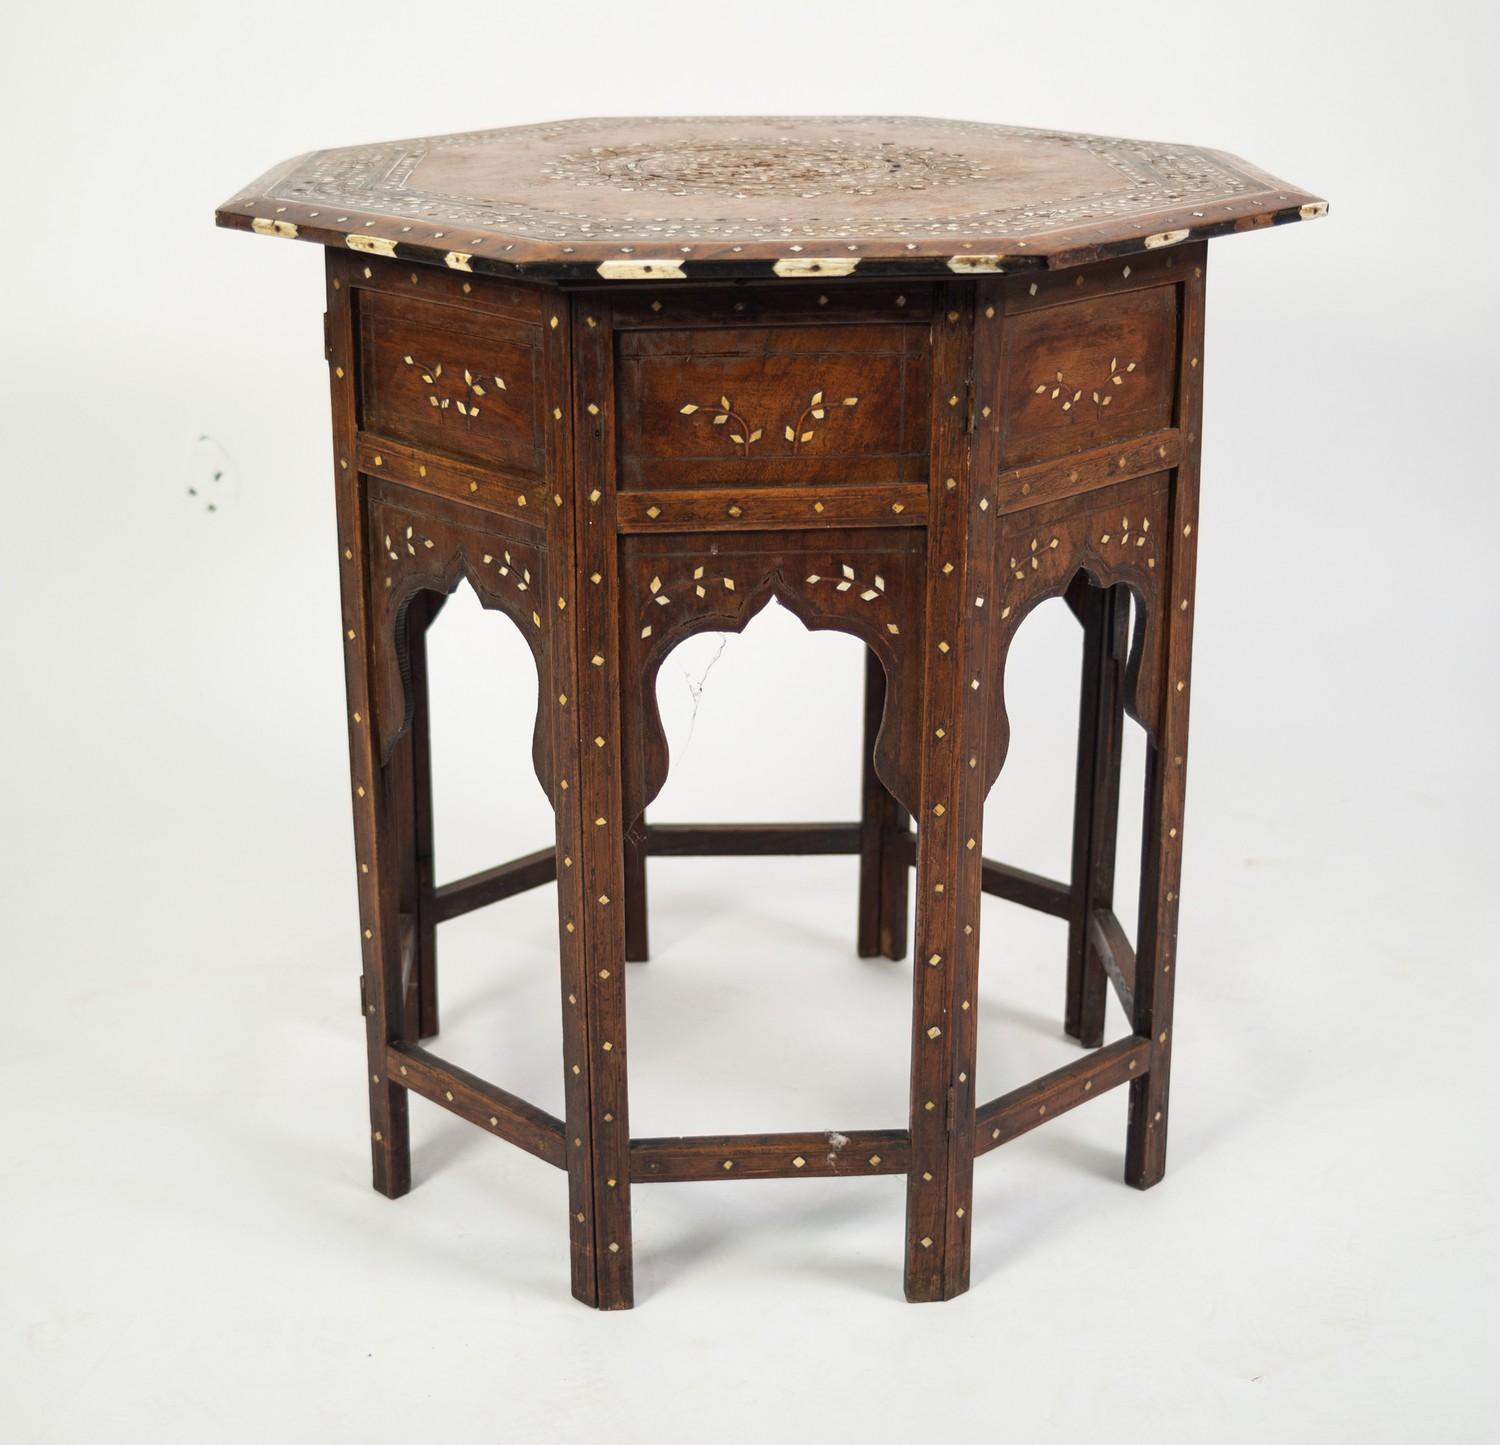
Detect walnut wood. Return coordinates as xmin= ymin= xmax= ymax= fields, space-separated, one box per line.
xmin=571 ymin=298 xmax=635 ymax=1308
xmin=618 ymin=321 xmax=928 ymax=489
xmin=644 ymin=823 xmax=861 ymax=856
xmin=397 ymin=912 xmax=416 ymax=1019
xmin=623 ymin=814 xmax=650 ymax=964
xmin=619 ymin=526 xmax=928 ymax=828
xmin=858 ymin=652 xmax=910 ymax=960
xmin=1125 ymin=253 xmax=1207 ymax=1190
xmin=225 ymin=124 xmax=1316 ymax=1309
xmin=432 ymin=846 xmax=557 ymax=923
xmin=407 ymin=590 xmax=442 ymax=1039
xmin=327 ymin=255 xmax=411 ymax=1202
xmin=615 ymin=484 xmax=929 ymax=533
xmin=996 ymin=429 xmax=1180 ymax=514
xmin=632 ymin=1130 xmax=910 ymax=1182
xmin=1089 ymin=906 xmax=1137 ymax=1016
xmin=391 ymin=744 xmax=420 ymax=1040
xmin=218 ymin=116 xmax=1324 ymax=279
xmin=1066 ymin=581 xmax=1127 ymax=1046
xmin=386 ymin=1043 xmax=566 ymax=1168
xmin=998 ymin=285 xmax=1177 ymax=468
xmin=975 ymin=1036 xmax=1151 ymax=1153
xmin=890 ymin=827 xmax=1071 ymax=917
xmin=903 ymin=282 xmax=987 ymax=1302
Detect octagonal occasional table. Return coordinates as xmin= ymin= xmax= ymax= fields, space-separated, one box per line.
xmin=218 ymin=115 xmax=1324 ymax=1309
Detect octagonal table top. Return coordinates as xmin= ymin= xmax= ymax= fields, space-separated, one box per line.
xmin=217 ymin=115 xmax=1324 ymax=282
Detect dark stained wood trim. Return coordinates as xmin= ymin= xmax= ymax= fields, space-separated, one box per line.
xmin=975 ymin=1036 xmax=1150 ymax=1154
xmin=397 ymin=912 xmax=416 ymax=1011
xmin=632 ymin=1129 xmax=910 ymax=1182
xmin=1066 ymin=581 xmax=1127 ymax=1047
xmin=982 ymin=858 xmax=1073 ymax=918
xmin=1126 ymin=250 xmax=1207 ymax=1189
xmin=615 ymin=484 xmax=927 ymax=534
xmin=891 ymin=823 xmax=1071 ymax=918
xmin=1089 ymin=906 xmax=1137 ymax=1017
xmin=571 ymin=294 xmax=635 ymax=1308
xmin=623 ymin=814 xmax=650 ymax=964
xmin=608 ymin=283 xmax=934 ymax=329
xmin=857 ymin=650 xmax=911 ymax=960
xmin=407 ymin=590 xmax=442 ymax=1040
xmin=328 ymin=251 xmax=412 ymax=1201
xmin=386 ymin=1043 xmax=567 ymax=1168
xmin=339 ymin=252 xmax=544 ymax=321
xmin=1001 ymin=245 xmax=1205 ymax=314
xmin=432 ymin=846 xmax=557 ymax=922
xmin=996 ymin=428 xmax=1180 ymax=514
xmin=355 ymin=435 xmax=546 ymax=535
xmin=644 ymin=823 xmax=861 ymax=856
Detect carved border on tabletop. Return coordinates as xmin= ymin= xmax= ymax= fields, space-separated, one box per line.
xmin=984 ymin=474 xmax=1170 ymax=785
xmin=619 ymin=531 xmax=926 ymax=822
xmin=365 ymin=488 xmax=553 ymax=794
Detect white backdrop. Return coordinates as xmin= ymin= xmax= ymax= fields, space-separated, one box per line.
xmin=3 ymin=2 xmax=1497 ymax=1440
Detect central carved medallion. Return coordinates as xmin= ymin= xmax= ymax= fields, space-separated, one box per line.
xmin=542 ymin=137 xmax=991 ymax=198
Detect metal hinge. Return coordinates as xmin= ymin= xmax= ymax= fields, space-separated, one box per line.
xmin=358 ymin=973 xmax=368 ymax=1016
xmin=946 ymin=1085 xmax=956 ymax=1132
xmin=964 ymin=378 xmax=977 ymax=436
xmin=323 ymin=311 xmax=333 ymax=360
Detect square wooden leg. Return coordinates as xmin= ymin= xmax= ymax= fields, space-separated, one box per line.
xmin=858 ymin=650 xmax=911 ymax=961
xmin=1065 ymin=581 xmax=1126 ymax=1047
xmin=326 ymin=278 xmax=412 ymax=1201
xmin=569 ymin=299 xmax=634 ymax=1309
xmin=387 ymin=589 xmax=441 ymax=1043
xmin=904 ymin=287 xmax=988 ymax=1302
xmin=1125 ymin=466 xmax=1199 ymax=1190
xmin=623 ymin=814 xmax=650 ymax=963
xmin=406 ymin=589 xmax=442 ymax=1041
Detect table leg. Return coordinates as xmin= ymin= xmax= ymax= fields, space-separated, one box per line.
xmin=569 ymin=299 xmax=634 ymax=1308
xmin=858 ymin=650 xmax=910 ymax=960
xmin=407 ymin=589 xmax=442 ymax=1040
xmin=904 ymin=288 xmax=989 ymax=1301
xmin=1066 ymin=581 xmax=1126 ymax=1047
xmin=1126 ymin=474 xmax=1199 ymax=1189
xmin=337 ymin=534 xmax=412 ymax=1199
xmin=326 ymin=265 xmax=411 ymax=1200
xmin=623 ymin=813 xmax=649 ymax=963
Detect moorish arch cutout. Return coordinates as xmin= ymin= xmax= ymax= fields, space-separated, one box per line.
xmin=366 ymin=480 xmax=555 ymax=801
xmin=618 ymin=527 xmax=927 ymax=826
xmin=983 ymin=472 xmax=1170 ymax=788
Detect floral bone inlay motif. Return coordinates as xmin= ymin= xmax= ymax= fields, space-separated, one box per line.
xmin=638 ymin=565 xmax=737 ymax=637
xmin=385 ymin=525 xmax=435 ymax=561
xmin=402 ymin=354 xmax=506 ymax=423
xmin=804 ymin=563 xmax=900 ymax=633
xmin=679 ymin=389 xmax=858 ymax=455
xmin=1097 ymin=515 xmax=1153 ymax=559
xmin=620 ymin=530 xmax=928 ymax=820
xmin=1006 ymin=515 xmax=1155 ymax=588
xmin=678 ymin=397 xmax=762 ymax=455
xmin=366 ymin=499 xmax=550 ymax=786
xmin=633 ymin=553 xmax=904 ymax=638
xmin=482 ymin=548 xmax=543 ymax=625
xmin=1034 ymin=357 xmax=1136 ymax=418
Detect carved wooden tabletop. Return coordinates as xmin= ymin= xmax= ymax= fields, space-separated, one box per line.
xmin=217 ymin=115 xmax=1325 ymax=281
